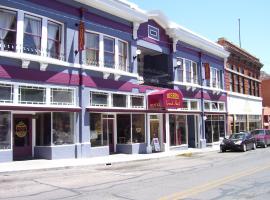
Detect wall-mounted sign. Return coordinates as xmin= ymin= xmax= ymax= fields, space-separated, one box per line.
xmin=15 ymin=121 xmax=27 ymax=138
xmin=148 ymin=89 xmax=183 ymax=110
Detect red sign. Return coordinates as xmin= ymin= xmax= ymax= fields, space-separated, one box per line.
xmin=148 ymin=89 xmax=183 ymax=110
xmin=78 ymin=21 xmax=85 ymax=51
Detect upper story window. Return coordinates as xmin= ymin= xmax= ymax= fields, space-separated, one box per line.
xmin=0 ymin=83 xmax=13 ymax=103
xmin=203 ymin=66 xmax=223 ymax=89
xmin=148 ymin=25 xmax=159 ymax=41
xmin=204 ymin=101 xmax=225 ymax=112
xmin=0 ymin=8 xmax=17 ymax=51
xmin=90 ymin=92 xmax=108 ymax=107
xmin=118 ymin=40 xmax=127 ymax=71
xmin=131 ymin=96 xmax=144 ymax=108
xmin=19 ymin=85 xmax=46 ymax=104
xmin=176 ymin=57 xmax=198 ymax=84
xmin=47 ymin=21 xmax=62 ymax=59
xmin=229 ymin=73 xmax=234 ymax=92
xmin=23 ymin=14 xmax=42 ymax=55
xmin=104 ymin=36 xmax=115 ymax=68
xmin=112 ymin=94 xmax=127 ymax=107
xmin=179 ymin=99 xmax=199 ymax=111
xmin=211 ymin=68 xmax=217 ymax=88
xmin=85 ymin=32 xmax=99 ymax=66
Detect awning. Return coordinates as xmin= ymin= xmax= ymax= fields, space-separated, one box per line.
xmin=148 ymin=89 xmax=183 ymax=110
xmin=0 ymin=105 xmax=81 ymax=112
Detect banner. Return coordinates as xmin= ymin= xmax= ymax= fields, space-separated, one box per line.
xmin=204 ymin=63 xmax=210 ymax=80
xmin=78 ymin=21 xmax=85 ymax=52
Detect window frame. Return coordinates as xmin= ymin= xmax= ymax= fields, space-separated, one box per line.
xmin=103 ymin=36 xmax=115 ymax=68
xmin=85 ymin=31 xmax=100 ymax=66
xmin=0 ymin=83 xmax=13 ymax=103
xmin=148 ymin=25 xmax=160 ymax=41
xmin=18 ymin=85 xmax=46 ymax=105
xmin=50 ymin=88 xmax=74 ymax=106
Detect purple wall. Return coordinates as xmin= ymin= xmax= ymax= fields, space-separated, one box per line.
xmin=137 ymin=20 xmax=172 ymax=49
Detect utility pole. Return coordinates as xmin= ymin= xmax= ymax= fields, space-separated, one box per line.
xmin=238 ymin=18 xmax=241 ymax=48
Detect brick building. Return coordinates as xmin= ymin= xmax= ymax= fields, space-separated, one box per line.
xmin=218 ymin=38 xmax=263 ymax=133
xmin=262 ymin=78 xmax=270 ymax=129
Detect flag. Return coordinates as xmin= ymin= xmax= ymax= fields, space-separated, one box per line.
xmin=78 ymin=21 xmax=85 ymax=52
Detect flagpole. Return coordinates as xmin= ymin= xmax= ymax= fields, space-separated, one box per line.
xmin=238 ymin=18 xmax=241 ymax=48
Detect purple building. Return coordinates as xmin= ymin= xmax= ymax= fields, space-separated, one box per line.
xmin=0 ymin=0 xmax=229 ymax=162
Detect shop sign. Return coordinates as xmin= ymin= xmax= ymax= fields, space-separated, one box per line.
xmin=15 ymin=121 xmax=27 ymax=138
xmin=148 ymin=89 xmax=183 ymax=110
xmin=152 ymin=138 xmax=161 ymax=152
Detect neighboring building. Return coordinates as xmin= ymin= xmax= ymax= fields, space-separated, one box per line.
xmin=261 ymin=76 xmax=270 ymax=129
xmin=218 ymin=38 xmax=263 ymax=134
xmin=0 ymin=0 xmax=228 ymax=162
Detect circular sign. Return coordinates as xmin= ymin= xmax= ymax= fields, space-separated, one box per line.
xmin=15 ymin=121 xmax=27 ymax=138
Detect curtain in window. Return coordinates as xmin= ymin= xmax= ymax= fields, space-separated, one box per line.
xmin=24 ymin=16 xmax=41 ymax=50
xmin=47 ymin=22 xmax=59 ymax=57
xmin=0 ymin=10 xmax=15 ymax=40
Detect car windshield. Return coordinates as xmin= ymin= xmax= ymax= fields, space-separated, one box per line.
xmin=251 ymin=130 xmax=265 ymax=135
xmin=230 ymin=133 xmax=245 ymax=140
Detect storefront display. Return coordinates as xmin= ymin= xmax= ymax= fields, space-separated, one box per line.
xmin=0 ymin=111 xmax=11 ymax=149
xmin=205 ymin=115 xmax=225 ymax=144
xmin=169 ymin=115 xmax=187 ymax=146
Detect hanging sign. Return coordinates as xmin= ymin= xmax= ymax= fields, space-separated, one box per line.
xmin=15 ymin=121 xmax=27 ymax=138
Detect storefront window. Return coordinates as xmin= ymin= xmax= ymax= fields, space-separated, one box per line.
xmin=169 ymin=115 xmax=187 ymax=146
xmin=90 ymin=113 xmax=106 ymax=147
xmin=117 ymin=114 xmax=131 ymax=144
xmin=19 ymin=86 xmax=46 ymax=104
xmin=36 ymin=113 xmax=51 ymax=146
xmin=0 ymin=84 xmax=13 ymax=103
xmin=131 ymin=96 xmax=144 ymax=108
xmin=53 ymin=112 xmax=74 ymax=145
xmin=0 ymin=112 xmax=11 ymax=149
xmin=90 ymin=92 xmax=108 ymax=107
xmin=132 ymin=114 xmax=145 ymax=143
xmin=51 ymin=88 xmax=74 ymax=105
xmin=205 ymin=115 xmax=225 ymax=143
xmin=113 ymin=94 xmax=127 ymax=107
xmin=248 ymin=115 xmax=261 ymax=131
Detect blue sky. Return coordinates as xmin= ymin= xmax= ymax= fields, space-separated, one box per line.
xmin=131 ymin=0 xmax=270 ymax=73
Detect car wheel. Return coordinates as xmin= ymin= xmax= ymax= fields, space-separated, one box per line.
xmin=252 ymin=143 xmax=256 ymax=150
xmin=242 ymin=144 xmax=247 ymax=152
xmin=220 ymin=148 xmax=226 ymax=153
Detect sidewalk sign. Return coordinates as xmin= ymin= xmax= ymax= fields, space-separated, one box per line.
xmin=152 ymin=138 xmax=161 ymax=152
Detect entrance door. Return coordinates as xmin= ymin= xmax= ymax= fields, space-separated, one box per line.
xmin=102 ymin=115 xmax=114 ymax=153
xmin=13 ymin=115 xmax=32 ymax=160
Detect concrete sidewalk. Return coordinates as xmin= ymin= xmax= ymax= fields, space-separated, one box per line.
xmin=0 ymin=146 xmax=219 ymax=173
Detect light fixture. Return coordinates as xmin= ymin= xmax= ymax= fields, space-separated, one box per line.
xmin=203 ymin=116 xmax=207 ymax=121
xmin=174 ymin=59 xmax=182 ymax=69
xmin=133 ymin=49 xmax=141 ymax=60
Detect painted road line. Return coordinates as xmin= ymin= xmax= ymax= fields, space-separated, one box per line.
xmin=159 ymin=163 xmax=270 ymax=200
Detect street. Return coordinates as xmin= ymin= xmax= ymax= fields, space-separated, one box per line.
xmin=0 ymin=148 xmax=270 ymax=200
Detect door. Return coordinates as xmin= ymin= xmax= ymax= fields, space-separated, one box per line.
xmin=13 ymin=115 xmax=32 ymax=160
xmin=103 ymin=118 xmax=114 ymax=153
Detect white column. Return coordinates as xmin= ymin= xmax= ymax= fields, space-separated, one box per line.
xmin=99 ymin=34 xmax=104 ymax=67
xmin=114 ymin=38 xmax=119 ymax=70
xmin=46 ymin=87 xmax=50 ymax=105
xmin=146 ymin=114 xmax=152 ymax=153
xmin=13 ymin=84 xmax=19 ymax=104
xmin=183 ymin=59 xmax=186 ymax=82
xmin=165 ymin=113 xmax=170 ymax=152
xmin=133 ymin=22 xmax=140 ymax=40
xmin=16 ymin=10 xmax=24 ymax=53
xmin=41 ymin=17 xmax=48 ymax=56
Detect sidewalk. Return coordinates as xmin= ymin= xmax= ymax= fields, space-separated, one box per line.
xmin=0 ymin=146 xmax=219 ymax=173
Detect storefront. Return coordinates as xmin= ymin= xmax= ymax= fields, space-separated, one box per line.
xmin=205 ymin=115 xmax=226 ymax=145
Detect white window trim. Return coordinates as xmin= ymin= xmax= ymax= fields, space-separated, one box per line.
xmin=174 ymin=99 xmax=200 ymax=112
xmin=204 ymin=100 xmax=226 ymax=112
xmin=148 ymin=25 xmax=160 ymax=41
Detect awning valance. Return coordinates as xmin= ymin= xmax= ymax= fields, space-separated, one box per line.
xmin=148 ymin=89 xmax=183 ymax=110
xmin=0 ymin=105 xmax=81 ymax=112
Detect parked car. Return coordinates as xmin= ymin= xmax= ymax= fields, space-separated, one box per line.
xmin=220 ymin=132 xmax=256 ymax=152
xmin=251 ymin=129 xmax=270 ymax=148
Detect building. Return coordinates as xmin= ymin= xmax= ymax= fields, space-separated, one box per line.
xmin=218 ymin=38 xmax=263 ymax=134
xmin=0 ymin=0 xmax=228 ymax=162
xmin=261 ymin=76 xmax=270 ymax=129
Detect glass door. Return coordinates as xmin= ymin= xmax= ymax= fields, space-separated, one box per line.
xmin=102 ymin=115 xmax=114 ymax=153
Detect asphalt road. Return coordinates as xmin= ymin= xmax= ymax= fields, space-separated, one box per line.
xmin=1 ymin=147 xmax=270 ymax=200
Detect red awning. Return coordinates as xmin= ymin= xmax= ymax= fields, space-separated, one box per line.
xmin=148 ymin=89 xmax=183 ymax=110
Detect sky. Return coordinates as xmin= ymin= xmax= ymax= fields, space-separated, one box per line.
xmin=130 ymin=0 xmax=270 ymax=73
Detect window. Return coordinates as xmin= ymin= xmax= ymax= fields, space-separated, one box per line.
xmin=148 ymin=25 xmax=159 ymax=41
xmin=113 ymin=94 xmax=127 ymax=107
xmin=205 ymin=114 xmax=225 ymax=143
xmin=176 ymin=58 xmax=184 ymax=82
xmin=204 ymin=102 xmax=210 ymax=111
xmin=235 ymin=75 xmax=239 ymax=93
xmin=192 ymin=62 xmax=198 ymax=84
xmin=219 ymin=103 xmax=225 ymax=111
xmin=118 ymin=40 xmax=128 ymax=71
xmin=0 ymin=9 xmax=17 ymax=51
xmin=85 ymin=32 xmax=99 ymax=66
xmin=253 ymin=81 xmax=256 ymax=96
xmin=53 ymin=112 xmax=74 ymax=145
xmin=23 ymin=14 xmax=42 ymax=55
xmin=90 ymin=92 xmax=108 ymax=107
xmin=190 ymin=101 xmax=198 ymax=110
xmin=90 ymin=113 xmax=105 ymax=147
xmin=248 ymin=79 xmax=252 ymax=95
xmin=132 ymin=114 xmax=145 ymax=143
xmin=104 ymin=36 xmax=115 ymax=68
xmin=242 ymin=78 xmax=245 ymax=94
xmin=131 ymin=96 xmax=144 ymax=108
xmin=239 ymin=76 xmax=243 ymax=93
xmin=211 ymin=68 xmax=217 ymax=88
xmin=217 ymin=70 xmax=223 ymax=89
xmin=185 ymin=60 xmax=192 ymax=83
xmin=51 ymin=88 xmax=74 ymax=105
xmin=0 ymin=84 xmax=13 ymax=103
xmin=36 ymin=113 xmax=51 ymax=146
xmin=47 ymin=21 xmax=62 ymax=59
xmin=211 ymin=102 xmax=218 ymax=111
xmin=229 ymin=73 xmax=234 ymax=92
xmin=19 ymin=86 xmax=46 ymax=104
xmin=169 ymin=115 xmax=187 ymax=146
xmin=0 ymin=111 xmax=11 ymax=149
xmin=256 ymin=82 xmax=260 ymax=97
xmin=117 ymin=114 xmax=131 ymax=144
xmin=182 ymin=100 xmax=188 ymax=110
